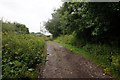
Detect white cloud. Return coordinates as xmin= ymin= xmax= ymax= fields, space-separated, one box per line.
xmin=0 ymin=0 xmax=63 ymax=33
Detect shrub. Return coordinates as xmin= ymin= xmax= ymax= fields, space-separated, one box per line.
xmin=2 ymin=33 xmax=46 ymax=78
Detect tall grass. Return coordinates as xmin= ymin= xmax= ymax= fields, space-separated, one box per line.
xmin=2 ymin=33 xmax=46 ymax=78
xmin=54 ymin=35 xmax=120 ymax=79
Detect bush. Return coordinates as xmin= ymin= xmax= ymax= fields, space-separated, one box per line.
xmin=2 ymin=33 xmax=46 ymax=78
xmin=2 ymin=22 xmax=29 ymax=34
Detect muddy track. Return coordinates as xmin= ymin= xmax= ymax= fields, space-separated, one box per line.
xmin=41 ymin=41 xmax=112 ymax=78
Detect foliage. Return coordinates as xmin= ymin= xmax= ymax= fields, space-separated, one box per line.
xmin=45 ymin=2 xmax=120 ymax=45
xmin=2 ymin=33 xmax=46 ymax=78
xmin=2 ymin=21 xmax=29 ymax=34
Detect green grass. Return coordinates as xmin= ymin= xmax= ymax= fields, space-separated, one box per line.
xmin=54 ymin=35 xmax=120 ymax=79
xmin=2 ymin=33 xmax=46 ymax=78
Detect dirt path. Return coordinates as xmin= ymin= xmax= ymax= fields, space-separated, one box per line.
xmin=41 ymin=41 xmax=111 ymax=78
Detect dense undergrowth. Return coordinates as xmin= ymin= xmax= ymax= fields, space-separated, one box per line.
xmin=54 ymin=35 xmax=120 ymax=79
xmin=2 ymin=21 xmax=47 ymax=78
xmin=2 ymin=33 xmax=46 ymax=78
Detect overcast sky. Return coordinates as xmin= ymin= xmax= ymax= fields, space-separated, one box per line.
xmin=0 ymin=0 xmax=63 ymax=34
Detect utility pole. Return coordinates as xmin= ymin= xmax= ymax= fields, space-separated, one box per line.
xmin=40 ymin=22 xmax=43 ymax=33
xmin=40 ymin=22 xmax=41 ymax=32
xmin=0 ymin=17 xmax=3 ymax=21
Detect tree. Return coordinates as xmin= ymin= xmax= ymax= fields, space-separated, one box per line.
xmin=45 ymin=2 xmax=120 ymax=45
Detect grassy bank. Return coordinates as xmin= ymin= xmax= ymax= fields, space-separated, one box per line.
xmin=54 ymin=35 xmax=120 ymax=79
xmin=2 ymin=33 xmax=46 ymax=78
